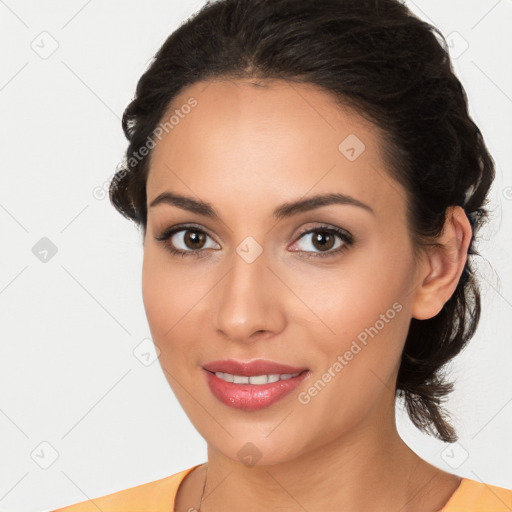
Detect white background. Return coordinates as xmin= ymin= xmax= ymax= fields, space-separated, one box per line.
xmin=0 ymin=1 xmax=511 ymax=510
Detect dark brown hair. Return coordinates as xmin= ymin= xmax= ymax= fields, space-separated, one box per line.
xmin=110 ymin=0 xmax=495 ymax=442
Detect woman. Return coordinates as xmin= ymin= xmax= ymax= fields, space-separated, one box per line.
xmin=54 ymin=0 xmax=511 ymax=510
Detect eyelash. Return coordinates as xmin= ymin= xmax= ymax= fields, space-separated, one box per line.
xmin=154 ymin=223 xmax=354 ymax=259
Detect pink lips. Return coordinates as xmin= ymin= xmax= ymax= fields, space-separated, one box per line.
xmin=202 ymin=359 xmax=310 ymax=411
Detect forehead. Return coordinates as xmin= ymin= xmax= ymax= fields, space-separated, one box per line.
xmin=146 ymin=78 xmax=405 ymax=220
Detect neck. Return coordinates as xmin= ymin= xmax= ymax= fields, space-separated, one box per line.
xmin=198 ymin=406 xmax=458 ymax=512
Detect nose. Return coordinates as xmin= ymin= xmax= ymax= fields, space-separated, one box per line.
xmin=213 ymin=246 xmax=287 ymax=344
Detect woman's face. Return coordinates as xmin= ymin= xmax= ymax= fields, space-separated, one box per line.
xmin=142 ymin=78 xmax=424 ymax=465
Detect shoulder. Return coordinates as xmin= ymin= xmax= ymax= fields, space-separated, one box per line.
xmin=441 ymin=477 xmax=512 ymax=512
xmin=52 ymin=465 xmax=202 ymax=512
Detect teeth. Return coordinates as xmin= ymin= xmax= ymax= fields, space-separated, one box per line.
xmin=214 ymin=371 xmax=301 ymax=385
xmin=247 ymin=374 xmax=268 ymax=385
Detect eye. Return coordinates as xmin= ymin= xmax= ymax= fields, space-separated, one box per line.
xmin=154 ymin=224 xmax=220 ymax=258
xmin=290 ymin=225 xmax=354 ymax=258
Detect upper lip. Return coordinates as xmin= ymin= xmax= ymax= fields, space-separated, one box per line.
xmin=203 ymin=359 xmax=309 ymax=376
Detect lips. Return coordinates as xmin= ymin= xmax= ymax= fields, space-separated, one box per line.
xmin=202 ymin=359 xmax=308 ymax=377
xmin=202 ymin=359 xmax=310 ymax=411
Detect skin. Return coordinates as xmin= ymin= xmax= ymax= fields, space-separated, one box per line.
xmin=142 ymin=78 xmax=472 ymax=512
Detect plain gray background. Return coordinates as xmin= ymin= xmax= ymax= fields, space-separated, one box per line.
xmin=1 ymin=1 xmax=511 ymax=510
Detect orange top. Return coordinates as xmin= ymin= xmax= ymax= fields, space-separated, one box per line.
xmin=52 ymin=464 xmax=512 ymax=512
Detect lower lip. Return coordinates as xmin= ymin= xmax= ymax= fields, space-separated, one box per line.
xmin=204 ymin=369 xmax=309 ymax=411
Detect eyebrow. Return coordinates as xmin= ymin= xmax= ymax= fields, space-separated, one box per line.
xmin=149 ymin=191 xmax=374 ymax=220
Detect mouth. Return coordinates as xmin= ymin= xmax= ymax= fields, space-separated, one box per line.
xmin=202 ymin=359 xmax=310 ymax=410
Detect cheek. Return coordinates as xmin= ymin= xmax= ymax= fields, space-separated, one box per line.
xmin=142 ymin=250 xmax=171 ymax=333
xmin=141 ymin=248 xmax=214 ymax=373
xmin=291 ymin=247 xmax=411 ymax=337
xmin=141 ymin=249 xmax=187 ymax=370
xmin=303 ymin=282 xmax=408 ymax=393
xmin=142 ymin=248 xmax=200 ymax=333
xmin=293 ymin=276 xmax=410 ymax=437
xmin=288 ymin=239 xmax=414 ymax=381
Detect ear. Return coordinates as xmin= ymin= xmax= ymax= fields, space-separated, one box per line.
xmin=412 ymin=206 xmax=473 ymax=320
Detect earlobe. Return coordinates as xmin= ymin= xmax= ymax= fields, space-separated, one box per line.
xmin=412 ymin=206 xmax=472 ymax=320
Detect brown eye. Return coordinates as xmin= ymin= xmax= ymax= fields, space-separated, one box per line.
xmin=183 ymin=230 xmax=207 ymax=249
xmin=311 ymin=231 xmax=336 ymax=252
xmin=155 ymin=225 xmax=220 ymax=258
xmin=290 ymin=225 xmax=354 ymax=259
